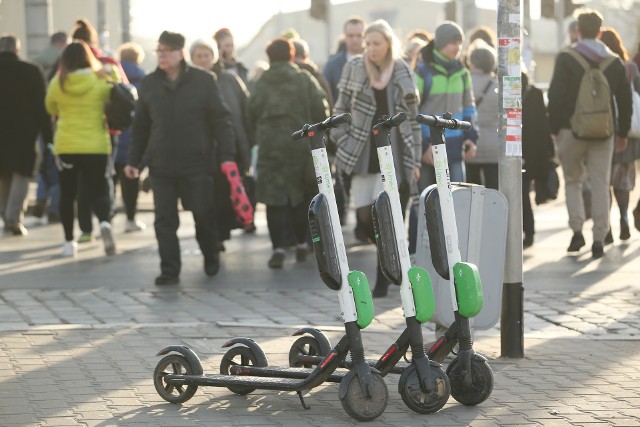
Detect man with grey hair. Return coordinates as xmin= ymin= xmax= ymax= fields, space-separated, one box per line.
xmin=292 ymin=38 xmax=332 ymax=109
xmin=0 ymin=34 xmax=53 ymax=236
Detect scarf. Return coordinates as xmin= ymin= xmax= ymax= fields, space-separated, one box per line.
xmin=433 ymin=49 xmax=463 ymax=75
xmin=365 ymin=54 xmax=394 ymax=90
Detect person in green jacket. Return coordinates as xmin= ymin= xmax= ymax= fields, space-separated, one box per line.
xmin=45 ymin=41 xmax=115 ymax=258
xmin=248 ymin=38 xmax=329 ymax=269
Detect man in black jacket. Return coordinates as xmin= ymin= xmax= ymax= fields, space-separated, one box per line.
xmin=125 ymin=31 xmax=235 ymax=285
xmin=0 ymin=35 xmax=52 ymax=236
xmin=548 ymin=9 xmax=631 ymax=260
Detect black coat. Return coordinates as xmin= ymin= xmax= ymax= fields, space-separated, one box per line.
xmin=0 ymin=52 xmax=52 ymax=176
xmin=522 ymin=85 xmax=554 ymax=180
xmin=129 ymin=61 xmax=235 ymax=177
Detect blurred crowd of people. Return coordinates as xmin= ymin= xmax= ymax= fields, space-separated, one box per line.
xmin=1 ymin=8 xmax=639 ymax=290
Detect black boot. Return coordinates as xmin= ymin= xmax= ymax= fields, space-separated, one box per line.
xmin=372 ymin=263 xmax=391 ymax=298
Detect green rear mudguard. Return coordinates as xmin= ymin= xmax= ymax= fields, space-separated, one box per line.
xmin=453 ymin=262 xmax=484 ymax=318
xmin=408 ymin=266 xmax=435 ymax=323
xmin=348 ymin=271 xmax=374 ymax=329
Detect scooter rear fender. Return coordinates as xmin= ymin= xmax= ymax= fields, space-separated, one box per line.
xmin=156 ymin=345 xmax=204 ymax=375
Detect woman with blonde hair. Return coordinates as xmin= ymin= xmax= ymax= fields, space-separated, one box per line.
xmin=45 ymin=41 xmax=115 ymax=257
xmin=331 ymin=19 xmax=421 ymax=297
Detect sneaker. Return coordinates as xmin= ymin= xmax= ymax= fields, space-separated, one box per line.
xmin=125 ymin=219 xmax=146 ymax=233
xmin=62 ymin=241 xmax=77 ymax=257
xmin=620 ymin=220 xmax=631 ymax=241
xmin=204 ymin=254 xmax=220 ymax=276
xmin=77 ymin=233 xmax=94 ymax=244
xmin=295 ymin=245 xmax=309 ymax=263
xmin=592 ymin=241 xmax=604 ymax=259
xmin=567 ymin=231 xmax=586 ymax=252
xmin=5 ymin=224 xmax=28 ymax=236
xmin=634 ymin=207 xmax=640 ymax=232
xmin=32 ymin=200 xmax=47 ymax=218
xmin=268 ymin=251 xmax=285 ymax=269
xmin=100 ymin=222 xmax=116 ymax=255
xmin=155 ymin=274 xmax=179 ymax=285
xmin=604 ymin=230 xmax=614 ymax=246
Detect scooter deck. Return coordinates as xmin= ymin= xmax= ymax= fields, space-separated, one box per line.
xmin=165 ymin=373 xmax=309 ymax=392
xmin=230 ymin=365 xmax=346 ymax=382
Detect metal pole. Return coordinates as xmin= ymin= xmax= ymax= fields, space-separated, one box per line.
xmin=24 ymin=0 xmax=52 ymax=59
xmin=96 ymin=0 xmax=109 ymax=50
xmin=556 ymin=0 xmax=565 ymax=47
xmin=326 ymin=0 xmax=332 ymax=58
xmin=497 ymin=0 xmax=524 ymax=358
xmin=121 ymin=0 xmax=131 ymax=43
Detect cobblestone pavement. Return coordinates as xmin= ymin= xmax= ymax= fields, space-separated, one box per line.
xmin=1 ymin=191 xmax=640 ymax=425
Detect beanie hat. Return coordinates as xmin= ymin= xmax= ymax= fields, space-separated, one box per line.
xmin=266 ymin=38 xmax=294 ymax=63
xmin=469 ymin=43 xmax=497 ymax=73
xmin=158 ymin=31 xmax=185 ymax=50
xmin=434 ymin=21 xmax=464 ymax=50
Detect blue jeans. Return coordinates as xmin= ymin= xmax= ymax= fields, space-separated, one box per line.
xmin=36 ymin=140 xmax=60 ymax=214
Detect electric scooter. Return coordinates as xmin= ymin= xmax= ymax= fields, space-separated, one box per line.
xmin=284 ymin=113 xmax=494 ymax=407
xmin=152 ymin=113 xmax=389 ymax=422
xmin=415 ymin=112 xmax=494 ymax=406
xmin=235 ymin=113 xmax=451 ymax=414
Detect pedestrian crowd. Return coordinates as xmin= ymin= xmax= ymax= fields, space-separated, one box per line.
xmin=0 ymin=8 xmax=638 ymax=291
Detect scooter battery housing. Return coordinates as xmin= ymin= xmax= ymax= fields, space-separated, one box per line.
xmin=308 ymin=193 xmax=342 ymax=290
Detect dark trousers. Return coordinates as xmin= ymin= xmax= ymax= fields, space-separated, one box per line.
xmin=466 ymin=163 xmax=499 ymax=190
xmin=78 ymin=138 xmax=116 ymax=233
xmin=151 ymin=174 xmax=218 ymax=277
xmin=114 ymin=162 xmax=140 ymax=220
xmin=266 ymin=202 xmax=308 ymax=250
xmin=58 ymin=154 xmax=111 ymax=241
xmin=523 ymin=173 xmax=534 ymax=237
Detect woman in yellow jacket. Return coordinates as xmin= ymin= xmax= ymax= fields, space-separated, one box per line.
xmin=45 ymin=41 xmax=116 ymax=257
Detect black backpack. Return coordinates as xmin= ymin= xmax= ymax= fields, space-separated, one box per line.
xmin=105 ymin=83 xmax=138 ymax=131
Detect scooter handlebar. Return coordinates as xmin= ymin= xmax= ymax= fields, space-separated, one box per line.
xmin=292 ymin=124 xmax=311 ymax=141
xmin=374 ymin=112 xmax=407 ymax=131
xmin=416 ymin=113 xmax=471 ymax=130
xmin=292 ymin=113 xmax=352 ymax=141
xmin=322 ymin=113 xmax=351 ymax=129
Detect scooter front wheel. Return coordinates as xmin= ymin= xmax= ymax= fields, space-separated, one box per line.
xmin=339 ymin=371 xmax=388 ymax=421
xmin=398 ymin=363 xmax=450 ymax=414
xmin=154 ymin=354 xmax=199 ymax=404
xmin=446 ymin=357 xmax=494 ymax=405
xmin=288 ymin=336 xmax=327 ymax=368
xmin=220 ymin=345 xmax=268 ymax=395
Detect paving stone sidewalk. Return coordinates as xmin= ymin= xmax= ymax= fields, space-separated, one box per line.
xmin=1 ymin=191 xmax=640 ymax=425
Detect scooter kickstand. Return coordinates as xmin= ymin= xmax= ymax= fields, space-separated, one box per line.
xmin=297 ymin=391 xmax=311 ymax=410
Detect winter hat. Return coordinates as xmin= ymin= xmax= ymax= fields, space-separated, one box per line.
xmin=266 ymin=38 xmax=294 ymax=63
xmin=158 ymin=31 xmax=185 ymax=50
xmin=434 ymin=21 xmax=464 ymax=50
xmin=469 ymin=42 xmax=497 ymax=73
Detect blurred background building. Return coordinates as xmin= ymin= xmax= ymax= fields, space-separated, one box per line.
xmin=0 ymin=0 xmax=638 ymax=85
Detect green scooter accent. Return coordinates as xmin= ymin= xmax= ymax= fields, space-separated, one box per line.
xmin=348 ymin=271 xmax=374 ymax=329
xmin=408 ymin=266 xmax=435 ymax=323
xmin=453 ymin=262 xmax=484 ymax=318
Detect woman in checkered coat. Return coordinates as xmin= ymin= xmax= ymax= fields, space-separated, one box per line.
xmin=330 ymin=19 xmax=421 ymax=298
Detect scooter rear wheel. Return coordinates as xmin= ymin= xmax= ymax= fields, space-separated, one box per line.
xmin=339 ymin=371 xmax=388 ymax=421
xmin=154 ymin=354 xmax=199 ymax=404
xmin=446 ymin=357 xmax=494 ymax=405
xmin=220 ymin=345 xmax=267 ymax=395
xmin=398 ymin=363 xmax=450 ymax=414
xmin=288 ymin=336 xmax=326 ymax=368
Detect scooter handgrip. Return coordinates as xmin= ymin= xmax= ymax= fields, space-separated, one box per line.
xmin=323 ymin=113 xmax=351 ymax=129
xmin=388 ymin=112 xmax=407 ymax=127
xmin=292 ymin=127 xmax=308 ymax=141
xmin=416 ymin=114 xmax=472 ymax=131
